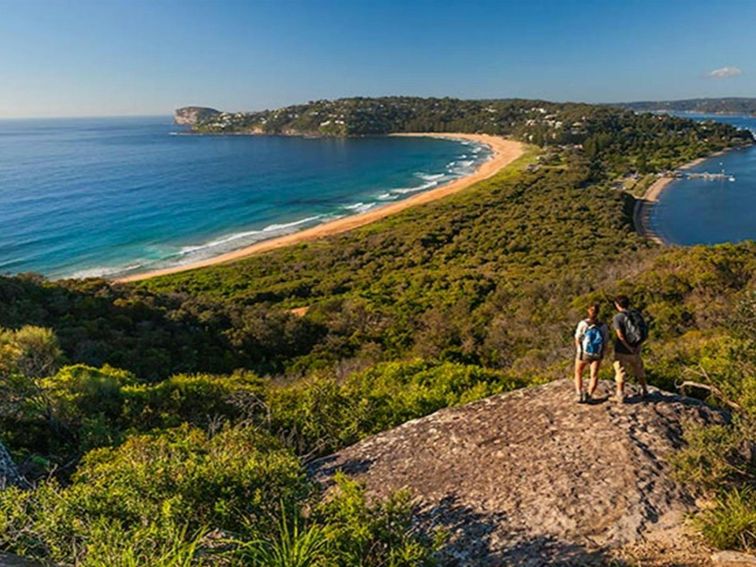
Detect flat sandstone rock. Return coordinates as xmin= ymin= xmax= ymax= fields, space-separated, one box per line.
xmin=311 ymin=380 xmax=728 ymax=566
xmin=712 ymin=551 xmax=756 ymax=567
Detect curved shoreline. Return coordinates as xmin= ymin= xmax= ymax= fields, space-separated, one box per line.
xmin=116 ymin=134 xmax=525 ymax=283
xmin=633 ymin=152 xmax=727 ymax=245
xmin=633 ymin=177 xmax=676 ymax=245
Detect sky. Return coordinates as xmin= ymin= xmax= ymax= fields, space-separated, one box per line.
xmin=1 ymin=0 xmax=754 ymax=118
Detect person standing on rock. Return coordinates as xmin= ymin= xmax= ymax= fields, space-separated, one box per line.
xmin=574 ymin=303 xmax=608 ymax=403
xmin=612 ymin=295 xmax=649 ymax=402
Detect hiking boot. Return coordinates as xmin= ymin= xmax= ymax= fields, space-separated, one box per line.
xmin=576 ymin=391 xmax=585 ymax=403
xmin=612 ymin=394 xmax=625 ymax=404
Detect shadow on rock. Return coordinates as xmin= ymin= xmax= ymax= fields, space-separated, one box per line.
xmin=419 ymin=495 xmax=625 ymax=567
xmin=307 ymin=454 xmax=375 ymax=487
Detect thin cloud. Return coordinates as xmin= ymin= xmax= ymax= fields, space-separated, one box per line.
xmin=707 ymin=66 xmax=743 ymax=79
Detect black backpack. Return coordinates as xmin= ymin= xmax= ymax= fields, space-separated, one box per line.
xmin=624 ymin=308 xmax=648 ymax=346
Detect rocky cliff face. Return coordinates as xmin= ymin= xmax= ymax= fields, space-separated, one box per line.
xmin=173 ymin=106 xmax=221 ymax=126
xmin=311 ymin=380 xmax=728 ymax=566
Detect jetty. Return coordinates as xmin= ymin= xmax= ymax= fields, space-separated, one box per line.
xmin=676 ymin=171 xmax=735 ymax=181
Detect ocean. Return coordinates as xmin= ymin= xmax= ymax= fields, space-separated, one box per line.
xmin=651 ymin=113 xmax=756 ymax=245
xmin=0 ymin=117 xmax=489 ymax=278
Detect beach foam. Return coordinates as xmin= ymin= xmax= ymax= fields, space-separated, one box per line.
xmin=342 ymin=202 xmax=377 ymax=213
xmin=415 ymin=172 xmax=446 ymax=182
xmin=116 ymin=147 xmax=489 ymax=276
xmin=391 ymin=180 xmax=440 ymax=194
xmin=70 ymin=262 xmax=148 ymax=279
xmin=88 ymin=214 xmax=342 ymax=278
xmin=113 ymin=142 xmax=493 ymax=278
xmin=179 ymin=215 xmax=327 ymax=255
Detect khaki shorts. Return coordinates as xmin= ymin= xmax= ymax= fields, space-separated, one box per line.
xmin=576 ymin=352 xmax=603 ymax=363
xmin=613 ymin=352 xmax=645 ymax=383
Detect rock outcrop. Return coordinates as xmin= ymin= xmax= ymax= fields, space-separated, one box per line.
xmin=311 ymin=380 xmax=728 ymax=566
xmin=712 ymin=551 xmax=756 ymax=567
xmin=0 ymin=441 xmax=23 ymax=489
xmin=0 ymin=552 xmax=40 ymax=567
xmin=174 ymin=106 xmax=221 ymax=126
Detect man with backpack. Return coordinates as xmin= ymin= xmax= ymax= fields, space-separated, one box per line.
xmin=612 ymin=295 xmax=649 ymax=403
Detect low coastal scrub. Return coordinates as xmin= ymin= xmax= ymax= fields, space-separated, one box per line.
xmin=1 ymin=353 xmax=523 ymax=476
xmin=670 ymin=297 xmax=754 ymax=552
xmin=0 ymin=348 xmax=476 ymax=564
xmin=694 ymin=487 xmax=756 ymax=551
xmin=673 ymin=421 xmax=756 ymax=552
xmin=0 ymin=425 xmax=437 ymax=566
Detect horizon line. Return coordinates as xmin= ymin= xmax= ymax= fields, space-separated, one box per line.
xmin=0 ymin=113 xmax=171 ymax=121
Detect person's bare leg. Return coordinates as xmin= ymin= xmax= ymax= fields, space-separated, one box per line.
xmin=588 ymin=360 xmax=600 ymax=398
xmin=613 ymin=359 xmax=625 ymax=401
xmin=635 ymin=354 xmax=648 ymax=396
xmin=574 ymin=359 xmax=586 ymax=399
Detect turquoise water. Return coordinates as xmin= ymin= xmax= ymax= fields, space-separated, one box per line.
xmin=651 ymin=113 xmax=756 ymax=245
xmin=0 ymin=117 xmax=489 ymax=278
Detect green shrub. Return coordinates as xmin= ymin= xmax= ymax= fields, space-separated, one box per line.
xmin=0 ymin=433 xmax=441 ymax=566
xmin=671 ymin=422 xmax=752 ymax=490
xmin=41 ymin=365 xmax=136 ymax=416
xmin=70 ymin=426 xmax=310 ymax=533
xmin=121 ymin=370 xmax=266 ymax=430
xmin=237 ymin=510 xmax=331 ymax=567
xmin=1 ymin=367 xmax=270 ymax=477
xmin=78 ymin=521 xmax=208 ymax=567
xmin=268 ymin=376 xmax=354 ymax=455
xmin=0 ymin=364 xmax=137 ymax=472
xmin=672 ymin=419 xmax=755 ymax=551
xmin=314 ymin=474 xmax=439 ymax=567
xmin=342 ymin=359 xmax=524 ymax=434
xmin=694 ymin=487 xmax=756 ymax=551
xmin=0 ymin=325 xmax=62 ymax=379
xmin=0 ymin=425 xmax=310 ymax=564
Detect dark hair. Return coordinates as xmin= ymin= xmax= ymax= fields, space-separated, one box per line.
xmin=614 ymin=295 xmax=630 ymax=309
xmin=587 ymin=303 xmax=600 ymax=319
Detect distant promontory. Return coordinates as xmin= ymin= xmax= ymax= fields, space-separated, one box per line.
xmin=173 ymin=106 xmax=221 ymax=126
xmin=618 ymin=97 xmax=756 ymax=116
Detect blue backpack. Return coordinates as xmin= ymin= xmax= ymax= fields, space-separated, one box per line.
xmin=582 ymin=323 xmax=604 ymax=358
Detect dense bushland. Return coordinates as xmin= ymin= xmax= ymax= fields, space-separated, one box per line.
xmin=0 ymin=102 xmax=754 ymax=562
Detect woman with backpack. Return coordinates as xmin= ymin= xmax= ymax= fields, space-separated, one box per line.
xmin=574 ymin=303 xmax=609 ymax=403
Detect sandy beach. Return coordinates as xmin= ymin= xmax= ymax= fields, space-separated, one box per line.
xmin=633 ymin=153 xmax=723 ymax=245
xmin=117 ymin=134 xmax=525 ymax=282
xmin=633 ymin=176 xmax=674 ymax=245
